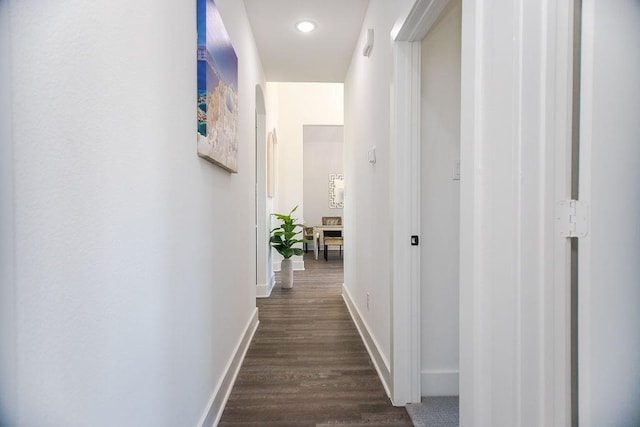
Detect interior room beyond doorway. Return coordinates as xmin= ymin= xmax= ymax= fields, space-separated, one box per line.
xmin=303 ymin=125 xmax=344 ymax=258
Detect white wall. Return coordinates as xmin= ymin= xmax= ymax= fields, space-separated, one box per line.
xmin=0 ymin=1 xmax=17 ymax=424
xmin=3 ymin=0 xmax=264 ymax=425
xmin=579 ymin=1 xmax=640 ymax=425
xmin=343 ymin=0 xmax=415 ymax=390
xmin=419 ymin=0 xmax=461 ymax=397
xmin=303 ymin=125 xmax=344 ymax=227
xmin=268 ymin=82 xmax=343 ymax=269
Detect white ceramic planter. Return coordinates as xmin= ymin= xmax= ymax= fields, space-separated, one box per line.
xmin=281 ymin=258 xmax=293 ymax=289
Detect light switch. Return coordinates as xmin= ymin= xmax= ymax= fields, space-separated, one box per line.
xmin=368 ymin=147 xmax=376 ymax=164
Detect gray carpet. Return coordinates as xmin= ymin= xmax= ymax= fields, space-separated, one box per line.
xmin=405 ymin=397 xmax=459 ymax=427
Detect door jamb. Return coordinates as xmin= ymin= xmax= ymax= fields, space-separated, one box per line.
xmin=391 ymin=2 xmax=575 ymax=422
xmin=390 ymin=0 xmax=451 ymax=406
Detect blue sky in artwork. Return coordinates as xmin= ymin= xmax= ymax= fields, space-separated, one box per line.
xmin=197 ymin=0 xmax=238 ymax=89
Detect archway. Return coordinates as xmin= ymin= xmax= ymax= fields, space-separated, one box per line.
xmin=255 ymin=84 xmax=269 ymax=296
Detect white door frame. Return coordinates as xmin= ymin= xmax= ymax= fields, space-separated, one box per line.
xmin=391 ymin=1 xmax=575 ymax=423
xmin=390 ymin=0 xmax=451 ymax=406
xmin=255 ymin=84 xmax=270 ymax=297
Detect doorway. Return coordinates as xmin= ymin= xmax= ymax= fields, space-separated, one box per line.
xmin=419 ymin=0 xmax=461 ymax=400
xmin=255 ymin=84 xmax=269 ymax=297
xmin=302 ymin=125 xmax=345 ymax=261
xmin=392 ymin=0 xmax=582 ymax=423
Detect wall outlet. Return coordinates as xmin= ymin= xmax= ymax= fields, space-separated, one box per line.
xmin=366 ymin=293 xmax=370 ymax=310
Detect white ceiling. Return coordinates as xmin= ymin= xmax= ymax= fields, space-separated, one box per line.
xmin=243 ymin=0 xmax=370 ymax=82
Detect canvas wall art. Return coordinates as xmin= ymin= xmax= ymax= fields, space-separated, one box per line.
xmin=197 ymin=0 xmax=239 ymax=173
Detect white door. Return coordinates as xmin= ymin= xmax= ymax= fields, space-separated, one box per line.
xmin=578 ymin=1 xmax=640 ymax=425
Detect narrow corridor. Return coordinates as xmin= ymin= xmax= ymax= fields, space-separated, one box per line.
xmin=219 ymin=253 xmax=411 ymax=426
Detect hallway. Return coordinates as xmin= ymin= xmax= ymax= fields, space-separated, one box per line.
xmin=219 ymin=254 xmax=412 ymax=426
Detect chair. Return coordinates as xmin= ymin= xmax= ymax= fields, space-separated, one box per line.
xmin=321 ymin=216 xmax=342 ymax=226
xmin=321 ymin=216 xmax=343 ymax=261
xmin=303 ymin=227 xmax=314 ymax=253
xmin=323 ymin=234 xmax=343 ymax=261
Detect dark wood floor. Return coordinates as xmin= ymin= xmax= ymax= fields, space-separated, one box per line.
xmin=219 ymin=253 xmax=412 ymax=426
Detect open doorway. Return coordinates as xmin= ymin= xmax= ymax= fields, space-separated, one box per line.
xmin=264 ymin=82 xmax=343 ymax=279
xmin=388 ymin=0 xmax=464 ymax=413
xmin=416 ymin=0 xmax=461 ymax=417
xmin=255 ymin=84 xmax=269 ymax=297
xmin=303 ymin=125 xmax=345 ymax=263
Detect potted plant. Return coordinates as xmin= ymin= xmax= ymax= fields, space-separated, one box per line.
xmin=270 ymin=206 xmax=306 ymax=288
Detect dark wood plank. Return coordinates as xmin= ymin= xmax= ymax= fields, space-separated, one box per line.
xmin=219 ymin=254 xmax=412 ymax=426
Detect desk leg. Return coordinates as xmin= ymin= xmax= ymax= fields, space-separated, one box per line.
xmin=314 ymin=237 xmax=319 ymax=260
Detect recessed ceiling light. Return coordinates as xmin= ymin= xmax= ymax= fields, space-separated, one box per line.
xmin=296 ymin=21 xmax=316 ymax=33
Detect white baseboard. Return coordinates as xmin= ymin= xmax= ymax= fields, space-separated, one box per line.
xmin=256 ymin=275 xmax=275 ymax=298
xmin=342 ymin=284 xmax=392 ymax=399
xmin=198 ymin=308 xmax=259 ymax=427
xmin=421 ymin=370 xmax=459 ymax=396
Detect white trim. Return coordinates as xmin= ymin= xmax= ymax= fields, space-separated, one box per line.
xmin=255 ymin=87 xmax=269 ymax=298
xmin=421 ymin=370 xmax=459 ymax=396
xmin=550 ymin=0 xmax=575 ymax=425
xmin=393 ymin=0 xmax=574 ymax=421
xmin=391 ymin=0 xmax=454 ymax=407
xmin=458 ymin=1 xmax=482 ymax=423
xmin=198 ymin=308 xmax=259 ymax=427
xmin=458 ymin=1 xmax=575 ymax=425
xmin=256 ymin=274 xmax=275 ymax=298
xmin=577 ymin=1 xmax=594 ymax=424
xmin=392 ymin=0 xmax=451 ymax=41
xmin=342 ymin=285 xmax=391 ymax=398
xmin=390 ymin=38 xmax=421 ymax=406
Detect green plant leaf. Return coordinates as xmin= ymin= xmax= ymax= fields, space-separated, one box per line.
xmin=269 ymin=205 xmax=305 ymax=258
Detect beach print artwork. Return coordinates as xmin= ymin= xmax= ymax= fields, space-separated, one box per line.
xmin=197 ymin=0 xmax=239 ymax=172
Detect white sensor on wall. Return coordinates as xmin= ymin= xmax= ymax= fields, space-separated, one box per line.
xmin=368 ymin=147 xmax=376 ymax=164
xmin=362 ymin=29 xmax=374 ymax=57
